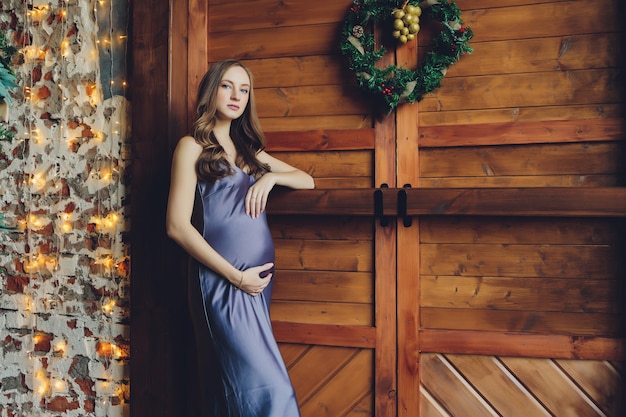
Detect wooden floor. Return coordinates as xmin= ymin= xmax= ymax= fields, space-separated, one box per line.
xmin=421 ymin=354 xmax=623 ymax=417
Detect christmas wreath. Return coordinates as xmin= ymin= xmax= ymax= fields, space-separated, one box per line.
xmin=340 ymin=0 xmax=473 ymax=113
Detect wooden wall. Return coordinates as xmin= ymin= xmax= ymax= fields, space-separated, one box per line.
xmin=130 ymin=0 xmax=626 ymax=416
xmin=193 ymin=1 xmax=384 ymax=415
xmin=203 ymin=0 xmax=625 ymax=416
xmin=416 ymin=0 xmax=625 ymax=416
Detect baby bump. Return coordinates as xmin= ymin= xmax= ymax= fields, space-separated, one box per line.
xmin=205 ymin=216 xmax=274 ymax=269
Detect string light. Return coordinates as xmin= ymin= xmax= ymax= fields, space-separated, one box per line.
xmin=52 ymin=378 xmax=66 ymax=392
xmin=3 ymin=1 xmax=130 ymax=414
xmin=54 ymin=340 xmax=66 ymax=355
xmin=102 ymin=298 xmax=116 ymax=315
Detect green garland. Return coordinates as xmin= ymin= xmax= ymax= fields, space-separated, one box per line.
xmin=0 ymin=30 xmax=17 ymax=103
xmin=0 ymin=31 xmax=17 ymax=149
xmin=340 ymin=0 xmax=473 ymax=113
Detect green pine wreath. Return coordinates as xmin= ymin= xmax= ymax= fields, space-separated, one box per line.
xmin=340 ymin=0 xmax=473 ymax=113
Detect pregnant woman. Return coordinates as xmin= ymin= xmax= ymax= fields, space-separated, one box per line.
xmin=166 ymin=59 xmax=314 ymax=416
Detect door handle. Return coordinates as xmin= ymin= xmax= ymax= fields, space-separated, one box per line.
xmin=374 ymin=183 xmax=389 ymax=227
xmin=398 ymin=184 xmax=412 ymax=227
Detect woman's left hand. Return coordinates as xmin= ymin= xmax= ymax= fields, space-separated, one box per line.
xmin=245 ymin=173 xmax=276 ymax=218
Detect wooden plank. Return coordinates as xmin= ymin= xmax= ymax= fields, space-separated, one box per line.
xmin=169 ymin=0 xmax=189 ymax=140
xmin=261 ymin=115 xmax=372 ymax=132
xmin=420 ymin=330 xmax=626 ymax=360
xmin=208 ymin=0 xmax=347 ymax=33
xmin=299 ymin=349 xmax=373 ymax=417
xmin=420 ymin=389 xmax=449 ymax=417
xmin=420 ymin=354 xmax=498 ymax=417
xmin=419 ymin=105 xmax=622 ymax=127
xmin=457 ymin=0 xmax=620 ymax=43
xmin=273 ymin=322 xmax=376 ymax=349
xmin=396 ymin=31 xmax=421 ymax=417
xmin=243 ymin=56 xmax=346 ymax=88
xmin=457 ymin=0 xmax=573 ymax=8
xmin=419 ymin=217 xmax=619 ymax=245
xmin=420 ymin=142 xmax=622 ymax=177
xmin=312 ymin=177 xmax=373 ymax=189
xmin=269 ymin=215 xmax=373 ymax=240
xmin=268 ymin=150 xmax=373 ymax=178
xmin=132 ymin=0 xmax=187 ymax=416
xmin=188 ymin=0 xmax=208 ymax=127
xmin=421 ymin=276 xmax=620 ymax=313
xmin=420 ymin=308 xmax=622 ymax=336
xmin=440 ymin=33 xmax=623 ymax=78
xmin=288 ymin=345 xmax=360 ymax=403
xmin=256 ymin=85 xmax=371 ymax=118
xmin=265 ymin=129 xmax=375 ymax=151
xmin=500 ymin=357 xmax=607 ymax=417
xmin=419 ymin=69 xmax=621 ymax=112
xmin=266 ymin=188 xmax=383 ymax=216
xmin=419 ymin=174 xmax=620 ymax=188
xmin=418 ymin=119 xmax=624 ymax=147
xmin=374 ymin=23 xmax=398 ymax=417
xmin=267 ymin=187 xmax=626 ymax=217
xmin=420 ymin=243 xmax=618 ymax=279
xmin=272 ymin=301 xmax=373 ymax=326
xmin=208 ymin=23 xmax=338 ymax=61
xmin=275 ymin=239 xmax=373 ymax=271
xmin=555 ymin=359 xmax=623 ymax=416
xmin=272 ymin=270 xmax=373 ymax=304
xmin=277 ymin=343 xmax=309 ymax=368
xmin=406 ymin=188 xmax=626 ymax=217
xmin=443 ymin=354 xmax=551 ymax=416
xmin=345 ymin=393 xmax=373 ymax=416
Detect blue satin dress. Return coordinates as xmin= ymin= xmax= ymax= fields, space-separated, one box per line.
xmin=189 ymin=164 xmax=301 ymax=417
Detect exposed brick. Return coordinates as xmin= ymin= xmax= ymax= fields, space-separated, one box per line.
xmin=83 ymin=398 xmax=95 ymax=413
xmin=31 ymin=65 xmax=42 ymax=83
xmin=74 ymin=378 xmax=95 ymax=397
xmin=46 ymin=396 xmax=80 ymax=412
xmin=36 ymin=85 xmax=50 ymax=99
xmin=33 ymin=333 xmax=52 ymax=353
xmin=6 ymin=275 xmax=29 ymax=293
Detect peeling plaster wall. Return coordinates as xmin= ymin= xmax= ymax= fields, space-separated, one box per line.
xmin=0 ymin=1 xmax=131 ymax=416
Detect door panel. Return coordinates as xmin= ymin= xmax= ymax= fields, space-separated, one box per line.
xmin=179 ymin=1 xmax=626 ymax=416
xmin=195 ymin=1 xmax=397 ymax=416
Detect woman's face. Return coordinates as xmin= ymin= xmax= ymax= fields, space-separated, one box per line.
xmin=215 ymin=65 xmax=250 ymax=121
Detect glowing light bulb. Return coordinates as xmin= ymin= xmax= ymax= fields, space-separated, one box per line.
xmin=30 ymin=173 xmax=46 ymax=189
xmin=102 ymin=257 xmax=115 ymax=269
xmin=112 ymin=344 xmax=123 ymax=359
xmin=37 ymin=379 xmax=49 ymax=395
xmin=54 ymin=341 xmax=66 ymax=353
xmin=102 ymin=299 xmax=116 ymax=315
xmin=29 ymin=214 xmax=42 ymax=227
xmin=101 ymin=169 xmax=112 ymax=182
xmin=53 ymin=379 xmax=66 ymax=391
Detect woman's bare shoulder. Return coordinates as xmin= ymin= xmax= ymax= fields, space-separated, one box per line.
xmin=177 ymin=135 xmax=201 ymax=148
xmin=174 ymin=135 xmax=202 ymax=156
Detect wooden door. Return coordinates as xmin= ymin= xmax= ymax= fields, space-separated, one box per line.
xmin=171 ymin=1 xmax=626 ymax=416
xmin=406 ymin=1 xmax=626 ymax=416
xmin=179 ymin=1 xmax=399 ymax=416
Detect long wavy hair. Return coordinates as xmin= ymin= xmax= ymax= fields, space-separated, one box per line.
xmin=192 ymin=60 xmax=269 ymax=182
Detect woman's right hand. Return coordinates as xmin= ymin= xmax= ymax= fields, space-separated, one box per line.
xmin=238 ymin=262 xmax=274 ymax=296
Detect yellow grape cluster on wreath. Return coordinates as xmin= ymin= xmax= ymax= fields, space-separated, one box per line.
xmin=340 ymin=0 xmax=473 ymax=114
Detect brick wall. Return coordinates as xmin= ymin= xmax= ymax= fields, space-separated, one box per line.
xmin=0 ymin=1 xmax=131 ymax=416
